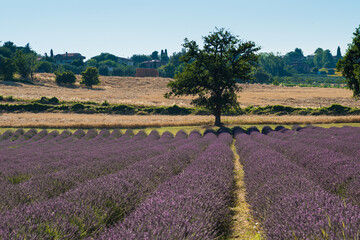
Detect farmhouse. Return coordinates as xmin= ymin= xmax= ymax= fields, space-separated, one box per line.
xmin=54 ymin=52 xmax=86 ymax=64
xmin=118 ymin=57 xmax=134 ymax=66
xmin=140 ymin=60 xmax=167 ymax=69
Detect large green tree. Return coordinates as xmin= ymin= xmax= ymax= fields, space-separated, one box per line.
xmin=337 ymin=25 xmax=360 ymax=97
xmin=165 ymin=28 xmax=260 ymax=126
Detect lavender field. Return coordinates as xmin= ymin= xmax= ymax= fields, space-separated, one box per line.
xmin=0 ymin=128 xmax=234 ymax=239
xmin=1 ymin=126 xmax=360 ymax=239
xmin=235 ymin=126 xmax=360 ymax=239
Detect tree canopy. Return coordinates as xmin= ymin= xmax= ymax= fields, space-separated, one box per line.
xmin=80 ymin=67 xmax=100 ymax=88
xmin=337 ymin=25 xmax=360 ymax=97
xmin=165 ymin=28 xmax=260 ymax=126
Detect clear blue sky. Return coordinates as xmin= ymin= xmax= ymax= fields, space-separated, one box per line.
xmin=1 ymin=0 xmax=359 ymax=60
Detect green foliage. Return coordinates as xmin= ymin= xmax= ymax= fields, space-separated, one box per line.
xmin=158 ymin=63 xmax=176 ymax=78
xmin=253 ymin=67 xmax=272 ymax=83
xmin=15 ymin=50 xmax=30 ymax=79
xmin=98 ymin=66 xmax=109 ymax=76
xmin=71 ymin=58 xmax=84 ymax=67
xmin=151 ymin=51 xmax=159 ymax=60
xmin=337 ymin=24 xmax=360 ymax=97
xmin=55 ymin=71 xmax=76 ymax=85
xmin=37 ymin=61 xmax=53 ymax=73
xmin=39 ymin=96 xmax=60 ymax=105
xmin=81 ymin=67 xmax=100 ymax=88
xmin=160 ymin=49 xmax=169 ymax=62
xmin=130 ymin=54 xmax=150 ymax=67
xmin=71 ymin=103 xmax=85 ymax=111
xmin=0 ymin=57 xmax=17 ymax=80
xmin=314 ymin=48 xmax=324 ymax=68
xmin=166 ymin=27 xmax=260 ymax=126
xmin=6 ymin=96 xmax=14 ymax=102
xmin=258 ymin=52 xmax=291 ymax=77
xmin=283 ymin=48 xmax=304 ymax=65
xmin=91 ymin=53 xmax=119 ymax=63
xmin=272 ymin=79 xmax=280 ymax=85
xmin=86 ymin=59 xmax=98 ymax=68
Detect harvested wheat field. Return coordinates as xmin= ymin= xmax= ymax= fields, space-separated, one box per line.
xmin=0 ymin=73 xmax=359 ymax=108
xmin=2 ymin=113 xmax=360 ymax=129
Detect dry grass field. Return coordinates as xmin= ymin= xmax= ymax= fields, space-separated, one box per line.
xmin=1 ymin=73 xmax=360 ymax=128
xmin=0 ymin=73 xmax=359 ymax=108
xmin=2 ymin=113 xmax=360 ymax=129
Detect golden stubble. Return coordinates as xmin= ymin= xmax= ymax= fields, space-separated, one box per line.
xmin=0 ymin=73 xmax=359 ymax=108
xmin=2 ymin=113 xmax=360 ymax=129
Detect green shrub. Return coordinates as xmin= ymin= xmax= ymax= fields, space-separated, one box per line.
xmin=71 ymin=103 xmax=85 ymax=111
xmin=39 ymin=96 xmax=60 ymax=105
xmin=0 ymin=96 xmax=3 ymax=101
xmin=101 ymin=100 xmax=110 ymax=106
xmin=55 ymin=71 xmax=76 ymax=85
xmin=6 ymin=96 xmax=14 ymax=102
xmin=80 ymin=67 xmax=100 ymax=88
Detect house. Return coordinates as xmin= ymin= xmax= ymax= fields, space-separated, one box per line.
xmin=140 ymin=60 xmax=167 ymax=69
xmin=54 ymin=52 xmax=86 ymax=64
xmin=118 ymin=57 xmax=134 ymax=66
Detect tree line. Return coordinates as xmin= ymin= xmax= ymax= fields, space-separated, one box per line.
xmin=0 ymin=39 xmax=343 ymax=84
xmin=253 ymin=47 xmax=343 ymax=84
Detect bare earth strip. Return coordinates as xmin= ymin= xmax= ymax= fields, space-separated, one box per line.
xmin=2 ymin=113 xmax=360 ymax=128
xmin=229 ymin=142 xmax=261 ymax=239
xmin=0 ymin=73 xmax=359 ymax=108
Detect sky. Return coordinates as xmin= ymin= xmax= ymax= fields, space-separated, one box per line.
xmin=1 ymin=0 xmax=360 ymax=60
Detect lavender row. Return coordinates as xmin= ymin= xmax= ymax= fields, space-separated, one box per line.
xmin=0 ymin=131 xmax=190 ymax=212
xmin=269 ymin=126 xmax=360 ymax=159
xmin=0 ymin=130 xmax=158 ymax=183
xmin=96 ymin=133 xmax=234 ymax=239
xmin=235 ymin=133 xmax=360 ymax=239
xmin=249 ymin=131 xmax=360 ymax=202
xmin=0 ymin=132 xmax=213 ymax=239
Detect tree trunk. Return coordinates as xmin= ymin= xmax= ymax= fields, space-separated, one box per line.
xmin=214 ymin=106 xmax=222 ymax=127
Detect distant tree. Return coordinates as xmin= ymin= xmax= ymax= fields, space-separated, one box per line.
xmin=112 ymin=67 xmax=124 ymax=76
xmin=2 ymin=58 xmax=17 ymax=80
xmin=253 ymin=67 xmax=272 ymax=83
xmin=314 ymin=48 xmax=324 ymax=68
xmin=0 ymin=47 xmax=12 ymax=58
xmin=81 ymin=67 xmax=100 ymax=88
xmin=1 ymin=57 xmax=17 ymax=80
xmin=50 ymin=49 xmax=54 ymax=58
xmin=151 ymin=51 xmax=159 ymax=60
xmin=91 ymin=53 xmax=119 ymax=65
xmin=71 ymin=58 xmax=84 ymax=67
xmin=130 ymin=54 xmax=150 ymax=67
xmin=55 ymin=71 xmax=76 ymax=85
xmin=14 ymin=50 xmax=31 ymax=79
xmin=86 ymin=59 xmax=97 ymax=67
xmin=160 ymin=49 xmax=169 ymax=62
xmin=98 ymin=66 xmax=109 ymax=76
xmin=158 ymin=62 xmax=176 ymax=78
xmin=165 ymin=28 xmax=260 ymax=126
xmin=322 ymin=49 xmax=334 ymax=68
xmin=23 ymin=43 xmax=32 ymax=54
xmin=284 ymin=48 xmax=304 ymax=64
xmin=3 ymin=41 xmax=16 ymax=54
xmin=26 ymin=53 xmax=38 ymax=80
xmin=98 ymin=60 xmax=118 ymax=68
xmin=337 ymin=25 xmax=360 ymax=97
xmin=37 ymin=61 xmax=53 ymax=73
xmin=336 ymin=46 xmax=342 ymax=63
xmin=258 ymin=52 xmax=290 ymax=76
xmin=123 ymin=65 xmax=136 ymax=76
